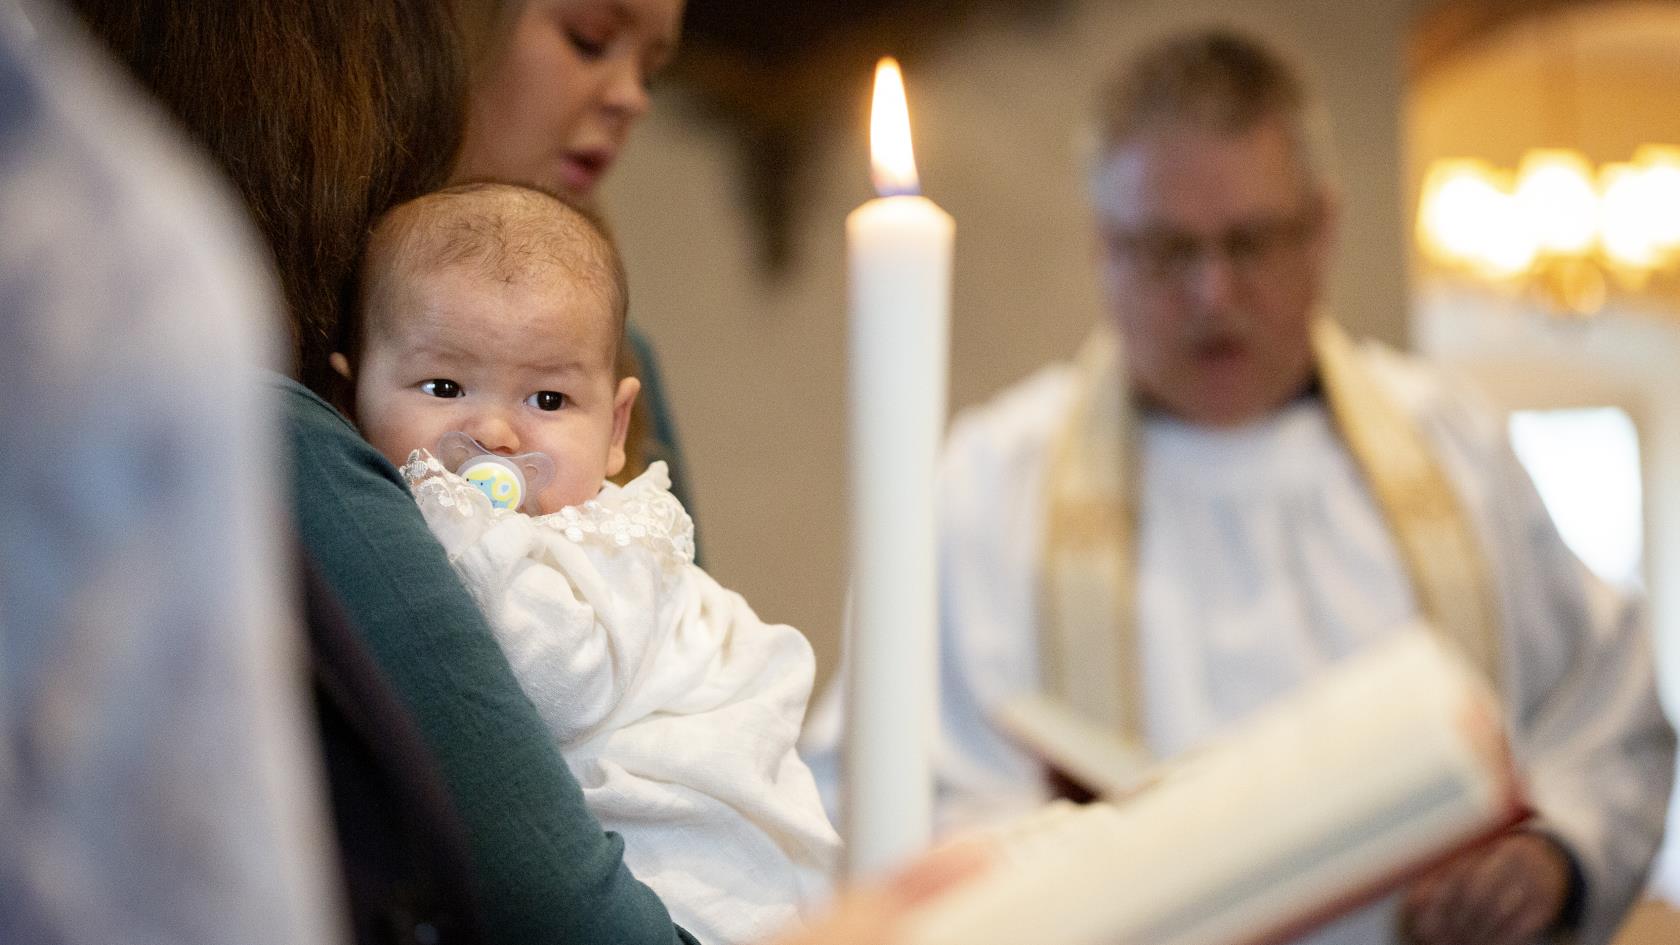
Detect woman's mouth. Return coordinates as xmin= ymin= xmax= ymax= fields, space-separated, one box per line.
xmin=559 ymin=151 xmax=612 ymax=195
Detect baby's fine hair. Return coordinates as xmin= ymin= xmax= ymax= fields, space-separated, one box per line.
xmin=349 ymin=181 xmax=629 ymax=368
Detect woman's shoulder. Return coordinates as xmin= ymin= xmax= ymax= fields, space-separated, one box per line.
xmin=275 ymin=374 xmax=434 ymax=603
xmin=274 ymin=374 xmax=360 ymax=439
xmin=274 ymin=374 xmax=410 ymax=497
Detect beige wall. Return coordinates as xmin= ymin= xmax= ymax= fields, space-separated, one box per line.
xmin=1410 ymin=2 xmax=1680 ymax=171
xmin=601 ymin=0 xmax=1415 ymax=690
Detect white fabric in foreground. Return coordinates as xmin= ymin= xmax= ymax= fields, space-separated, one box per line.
xmin=409 ymin=457 xmax=839 ymax=945
xmin=803 ymin=341 xmax=1674 ymax=945
xmin=2 ymin=5 xmax=340 ymax=943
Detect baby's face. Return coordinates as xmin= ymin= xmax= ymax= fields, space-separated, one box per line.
xmin=355 ymin=264 xmax=637 ymax=513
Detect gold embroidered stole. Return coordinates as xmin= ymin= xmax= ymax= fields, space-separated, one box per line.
xmin=1038 ymin=318 xmax=1500 ymax=749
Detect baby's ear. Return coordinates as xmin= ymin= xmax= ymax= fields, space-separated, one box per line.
xmin=329 ymin=352 xmax=354 ymax=381
xmin=606 ymin=376 xmax=642 ymax=478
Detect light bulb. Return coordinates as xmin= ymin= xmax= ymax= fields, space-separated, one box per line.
xmin=1514 ymin=149 xmax=1599 ymax=256
xmin=1419 ymin=159 xmax=1535 ymax=278
xmin=1600 ymin=163 xmax=1661 ymax=271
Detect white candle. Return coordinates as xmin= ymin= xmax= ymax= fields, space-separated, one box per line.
xmin=844 ymin=57 xmax=954 ymax=878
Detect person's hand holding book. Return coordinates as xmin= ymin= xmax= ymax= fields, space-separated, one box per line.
xmin=767 ymin=843 xmax=993 ymax=945
xmin=1400 ymin=829 xmax=1577 ymax=945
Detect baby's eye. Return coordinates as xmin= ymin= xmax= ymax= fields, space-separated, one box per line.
xmin=420 ymin=379 xmax=463 ymax=398
xmin=527 ymin=390 xmax=566 ymax=411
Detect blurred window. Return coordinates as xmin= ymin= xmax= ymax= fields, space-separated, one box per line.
xmin=1508 ymin=406 xmax=1644 ymax=588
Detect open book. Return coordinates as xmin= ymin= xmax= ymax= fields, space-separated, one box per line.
xmin=903 ymin=628 xmax=1527 ymax=945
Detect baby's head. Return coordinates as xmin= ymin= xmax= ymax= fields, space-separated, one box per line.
xmin=339 ymin=182 xmax=639 ymax=513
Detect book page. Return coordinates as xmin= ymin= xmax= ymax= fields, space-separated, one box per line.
xmin=904 ymin=628 xmax=1526 ymax=945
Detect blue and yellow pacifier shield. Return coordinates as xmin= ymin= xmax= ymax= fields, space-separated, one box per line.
xmin=436 ymin=431 xmax=554 ymax=514
xmin=461 ymin=456 xmax=526 ymax=511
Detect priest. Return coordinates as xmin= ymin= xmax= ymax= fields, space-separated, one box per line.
xmin=805 ymin=27 xmax=1673 ymax=945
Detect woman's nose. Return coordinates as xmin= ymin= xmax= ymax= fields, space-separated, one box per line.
xmin=601 ymin=59 xmax=650 ymax=123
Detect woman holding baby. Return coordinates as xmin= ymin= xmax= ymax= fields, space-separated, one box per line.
xmin=63 ymin=0 xmax=981 ymax=942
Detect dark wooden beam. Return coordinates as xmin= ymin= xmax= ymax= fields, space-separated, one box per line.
xmin=1408 ymin=0 xmax=1661 ymax=77
xmin=665 ymin=0 xmax=1071 ymax=273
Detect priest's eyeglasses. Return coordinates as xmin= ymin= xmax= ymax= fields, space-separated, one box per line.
xmin=1101 ymin=207 xmax=1322 ymax=284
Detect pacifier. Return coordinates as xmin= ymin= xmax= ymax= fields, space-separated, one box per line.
xmin=435 ymin=431 xmax=555 ymax=513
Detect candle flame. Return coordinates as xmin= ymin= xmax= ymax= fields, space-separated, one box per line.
xmin=870 ymin=58 xmax=920 ymax=197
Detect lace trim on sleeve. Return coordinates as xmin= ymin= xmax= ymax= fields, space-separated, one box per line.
xmin=403 ymin=451 xmax=695 ymax=567
xmin=538 ymin=465 xmax=695 ymax=567
xmin=402 ymin=450 xmax=503 ymax=520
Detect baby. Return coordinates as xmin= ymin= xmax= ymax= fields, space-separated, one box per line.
xmin=336 ymin=182 xmax=839 ymax=945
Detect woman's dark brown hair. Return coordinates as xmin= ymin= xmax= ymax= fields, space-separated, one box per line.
xmin=65 ymin=0 xmax=505 ymax=401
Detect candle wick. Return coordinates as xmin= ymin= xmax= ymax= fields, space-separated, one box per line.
xmin=876 ymin=182 xmax=922 ymax=199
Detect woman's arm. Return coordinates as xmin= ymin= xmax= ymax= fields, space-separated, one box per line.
xmin=280 ymin=378 xmax=697 ymax=945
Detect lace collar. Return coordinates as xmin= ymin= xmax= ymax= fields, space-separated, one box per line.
xmin=402 ymin=450 xmax=696 ymax=567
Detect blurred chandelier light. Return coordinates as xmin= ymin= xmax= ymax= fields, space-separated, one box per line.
xmin=1418 ymin=145 xmax=1680 ymax=315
